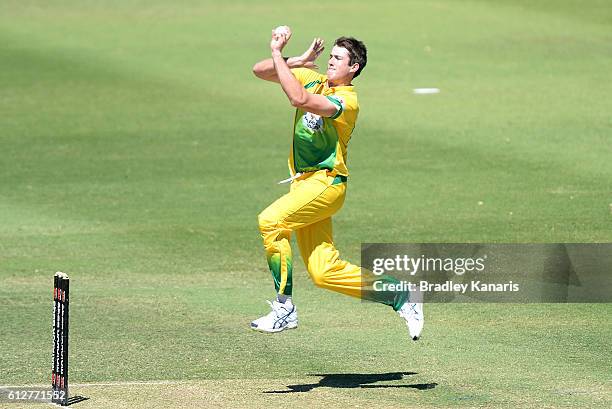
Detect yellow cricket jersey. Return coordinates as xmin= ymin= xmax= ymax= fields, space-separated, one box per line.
xmin=288 ymin=68 xmax=359 ymax=177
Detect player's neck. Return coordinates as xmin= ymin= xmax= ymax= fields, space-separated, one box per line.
xmin=328 ymin=77 xmax=353 ymax=88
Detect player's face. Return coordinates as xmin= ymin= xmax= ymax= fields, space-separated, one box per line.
xmin=326 ymin=46 xmax=357 ymax=84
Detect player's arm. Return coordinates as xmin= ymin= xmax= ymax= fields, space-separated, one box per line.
xmin=272 ymin=53 xmax=338 ymax=117
xmin=253 ymin=36 xmax=324 ymax=83
xmin=252 ymin=57 xmax=307 ymax=83
xmin=270 ymin=33 xmax=338 ymax=118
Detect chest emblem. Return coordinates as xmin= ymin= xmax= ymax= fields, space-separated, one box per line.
xmin=302 ymin=112 xmax=323 ymax=132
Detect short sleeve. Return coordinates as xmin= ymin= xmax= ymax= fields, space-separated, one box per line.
xmin=326 ymin=95 xmax=344 ymax=119
xmin=330 ymin=91 xmax=358 ymax=116
xmin=327 ymin=90 xmax=359 ymax=132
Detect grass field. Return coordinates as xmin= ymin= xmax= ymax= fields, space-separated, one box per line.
xmin=1 ymin=1 xmax=611 ymax=408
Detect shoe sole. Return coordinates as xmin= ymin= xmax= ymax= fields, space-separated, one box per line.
xmin=250 ymin=322 xmax=298 ymax=333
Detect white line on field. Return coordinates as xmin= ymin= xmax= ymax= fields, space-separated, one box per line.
xmin=73 ymin=380 xmax=190 ymax=387
xmin=1 ymin=380 xmax=190 ymax=389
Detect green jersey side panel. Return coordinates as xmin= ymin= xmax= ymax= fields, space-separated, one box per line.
xmin=293 ymin=109 xmax=339 ymax=172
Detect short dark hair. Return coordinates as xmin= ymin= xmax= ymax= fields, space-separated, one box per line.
xmin=334 ymin=36 xmax=367 ymax=78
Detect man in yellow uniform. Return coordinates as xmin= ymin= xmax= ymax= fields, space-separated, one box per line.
xmin=250 ymin=28 xmax=424 ymax=340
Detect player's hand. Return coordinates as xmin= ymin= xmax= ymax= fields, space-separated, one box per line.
xmin=298 ymin=38 xmax=325 ymax=69
xmin=270 ymin=30 xmax=289 ymax=54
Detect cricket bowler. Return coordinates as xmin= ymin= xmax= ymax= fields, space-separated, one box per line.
xmin=250 ymin=27 xmax=424 ymax=340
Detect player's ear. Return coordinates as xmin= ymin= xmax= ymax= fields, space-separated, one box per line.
xmin=349 ymin=63 xmax=359 ymax=74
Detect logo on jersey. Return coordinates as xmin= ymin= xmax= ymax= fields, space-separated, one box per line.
xmin=302 ymin=112 xmax=323 ymax=132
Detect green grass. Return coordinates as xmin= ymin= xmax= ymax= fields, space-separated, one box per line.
xmin=1 ymin=1 xmax=611 ymax=408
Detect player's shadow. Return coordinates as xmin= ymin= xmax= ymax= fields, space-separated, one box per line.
xmin=264 ymin=372 xmax=437 ymax=393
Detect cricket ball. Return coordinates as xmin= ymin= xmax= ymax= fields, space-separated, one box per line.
xmin=274 ymin=25 xmax=291 ymax=38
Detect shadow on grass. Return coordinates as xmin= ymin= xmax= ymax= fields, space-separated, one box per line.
xmin=67 ymin=395 xmax=90 ymax=405
xmin=264 ymin=372 xmax=437 ymax=393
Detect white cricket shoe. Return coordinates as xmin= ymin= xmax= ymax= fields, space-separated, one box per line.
xmin=398 ymin=302 xmax=424 ymax=341
xmin=250 ymin=299 xmax=298 ymax=333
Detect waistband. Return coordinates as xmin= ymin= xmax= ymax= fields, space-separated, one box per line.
xmin=278 ymin=170 xmax=348 ymax=185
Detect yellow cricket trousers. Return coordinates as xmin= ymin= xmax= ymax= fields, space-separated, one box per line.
xmin=257 ymin=170 xmax=407 ymax=310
